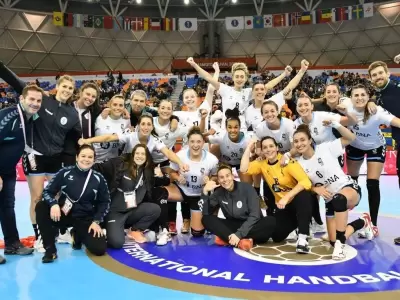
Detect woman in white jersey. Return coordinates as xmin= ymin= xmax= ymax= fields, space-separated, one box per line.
xmin=78 ymin=114 xmax=189 ymax=173
xmin=346 ymin=84 xmax=400 ymax=237
xmin=186 ymin=58 xmax=292 ymax=131
xmin=93 ymin=95 xmax=130 ymax=162
xmin=294 ymin=123 xmax=366 ymax=260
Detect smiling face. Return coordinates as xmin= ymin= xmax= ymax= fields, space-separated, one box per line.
xmin=370 ymin=66 xmax=390 ymax=89
xmin=226 ymin=119 xmax=240 ymax=141
xmin=133 ymin=146 xmax=147 ymax=166
xmin=262 ymin=103 xmax=279 ymax=124
xmin=138 ymin=116 xmax=154 ymax=137
xmin=20 ymin=90 xmax=43 ymax=115
xmin=158 ymin=100 xmax=173 ymax=121
xmin=79 ymin=87 xmax=97 ymax=108
xmin=56 ymin=79 xmax=75 ymax=102
xmin=109 ymin=97 xmax=125 ymax=118
xmin=324 ymin=84 xmax=340 ymax=105
xmin=217 ymin=167 xmax=234 ymax=191
xmin=76 ymin=147 xmax=95 ymax=170
xmin=131 ymin=94 xmax=146 ymax=113
xmin=183 ymin=89 xmax=198 ymax=110
xmin=293 ymin=131 xmax=313 ymax=155
xmin=252 ymin=83 xmax=266 ymax=102
xmin=233 ymin=70 xmax=247 ymax=89
xmin=351 ymin=87 xmax=369 ymax=110
xmin=296 ymin=96 xmax=313 ymax=118
xmin=188 ymin=133 xmax=204 ymax=156
xmin=261 ymin=138 xmax=279 ymax=161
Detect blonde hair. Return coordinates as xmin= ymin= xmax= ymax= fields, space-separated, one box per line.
xmin=130 ymin=89 xmax=148 ymax=100
xmin=368 ymin=61 xmax=389 ymax=76
xmin=56 ymin=75 xmax=75 ymax=87
xmin=231 ymin=63 xmax=249 ymax=78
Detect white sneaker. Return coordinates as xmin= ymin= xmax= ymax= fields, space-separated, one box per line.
xmin=321 ymin=233 xmax=330 ymax=242
xmin=361 ymin=213 xmax=374 ymax=241
xmin=34 ymin=238 xmax=45 ymax=253
xmin=156 ymin=228 xmax=171 ymax=246
xmin=312 ymin=222 xmax=326 ymax=233
xmin=286 ymin=230 xmax=298 ymax=241
xmin=144 ymin=230 xmax=156 ymax=243
xmin=57 ymin=230 xmax=73 ymax=244
xmin=358 ymin=228 xmax=367 ymax=239
xmin=332 ymin=240 xmax=345 ymax=260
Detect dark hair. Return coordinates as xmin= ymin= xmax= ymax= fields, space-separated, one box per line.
xmin=125 ymin=144 xmax=154 ymax=179
xmin=187 ymin=126 xmax=204 ymax=141
xmin=138 ymin=114 xmax=158 ymax=137
xmin=252 ymin=81 xmax=265 ymax=90
xmin=260 ymin=136 xmax=278 ymax=148
xmin=225 ymin=107 xmax=241 ymax=127
xmin=294 ymin=124 xmax=312 ymax=140
xmin=217 ymin=163 xmax=232 ymax=175
xmin=76 ymin=144 xmax=96 ymax=158
xmin=261 ymin=100 xmax=281 ymax=119
xmin=351 ymin=83 xmax=370 ymax=124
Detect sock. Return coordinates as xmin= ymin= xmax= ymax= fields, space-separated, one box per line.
xmin=351 ymin=176 xmax=359 ymax=183
xmin=298 ymin=234 xmax=308 ymax=245
xmin=348 ymin=218 xmax=365 ymax=232
xmin=366 ymin=179 xmax=380 ymax=226
xmin=330 ymin=241 xmax=336 ymax=247
xmin=254 ymin=187 xmax=261 ymax=196
xmin=32 ymin=224 xmax=39 ymax=240
xmin=336 ymin=230 xmax=346 ymax=244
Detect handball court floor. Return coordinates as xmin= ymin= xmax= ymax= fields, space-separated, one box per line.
xmin=1 ymin=175 xmax=400 ymax=300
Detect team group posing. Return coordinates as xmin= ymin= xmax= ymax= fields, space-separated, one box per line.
xmin=1 ymin=55 xmax=400 ymax=265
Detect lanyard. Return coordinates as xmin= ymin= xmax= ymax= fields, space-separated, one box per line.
xmin=74 ymin=102 xmax=92 ymax=138
xmin=17 ymin=104 xmax=35 ymax=152
xmin=117 ymin=173 xmax=143 ymax=193
xmin=68 ymin=169 xmax=93 ymax=203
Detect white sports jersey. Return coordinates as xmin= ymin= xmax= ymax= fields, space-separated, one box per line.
xmin=117 ymin=131 xmax=166 ymax=155
xmin=174 ymin=100 xmax=211 ymax=130
xmin=170 ymin=149 xmax=219 ymax=196
xmin=219 ymin=83 xmax=252 ymax=131
xmin=338 ymin=97 xmax=353 ymax=110
xmin=254 ymin=117 xmax=295 ymax=153
xmin=294 ymin=111 xmax=341 ymax=145
xmin=93 ymin=116 xmax=130 ymax=162
xmin=297 ymin=139 xmax=354 ymax=197
xmin=208 ymin=131 xmax=251 ymax=166
xmin=349 ymin=106 xmax=394 ymax=150
xmin=152 ymin=117 xmax=189 ymax=163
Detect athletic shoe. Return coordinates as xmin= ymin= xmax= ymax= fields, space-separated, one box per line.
xmin=237 ymin=238 xmax=253 ymax=251
xmin=321 ymin=233 xmax=330 ymax=242
xmin=214 ymin=236 xmax=229 ymax=246
xmin=361 ymin=213 xmax=374 ymax=241
xmin=156 ymin=229 xmax=171 ymax=246
xmin=57 ymin=230 xmax=73 ymax=244
xmin=311 ymin=222 xmax=326 ymax=234
xmin=42 ymin=251 xmax=58 ymax=264
xmin=144 ymin=231 xmax=157 ymax=243
xmin=0 ymin=255 xmax=5 ymax=264
xmin=395 ymin=237 xmax=400 ymax=245
xmin=372 ymin=225 xmax=379 ymax=237
xmin=4 ymin=243 xmax=34 ymax=256
xmin=168 ymin=222 xmax=178 ymax=235
xmin=332 ymin=240 xmax=346 ymax=260
xmin=357 ymin=228 xmax=367 ymax=239
xmin=34 ymin=238 xmax=45 ymax=253
xmin=286 ymin=230 xmax=298 ymax=241
xmin=181 ymin=219 xmax=190 ymax=234
xmin=296 ymin=238 xmax=310 ymax=254
xmin=127 ymin=230 xmax=147 ymax=243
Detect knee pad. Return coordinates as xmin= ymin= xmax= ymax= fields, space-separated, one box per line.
xmin=330 ymin=194 xmax=348 ymax=213
xmin=366 ymin=179 xmax=379 ymax=191
xmin=325 ymin=202 xmax=335 ymax=217
xmin=191 ymin=228 xmax=205 ymax=237
xmin=152 ymin=187 xmax=169 ymax=203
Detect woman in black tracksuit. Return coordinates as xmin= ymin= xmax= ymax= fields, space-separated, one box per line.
xmin=35 ymin=145 xmax=111 ymax=263
xmin=200 ymin=164 xmax=276 ymax=251
xmin=93 ymin=143 xmax=170 ymax=249
xmin=0 ymin=62 xmax=82 ymax=247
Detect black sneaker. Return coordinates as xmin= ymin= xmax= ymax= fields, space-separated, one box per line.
xmin=395 ymin=237 xmax=400 ymax=245
xmin=4 ymin=243 xmax=34 ymax=256
xmin=296 ymin=240 xmax=310 ymax=254
xmin=0 ymin=255 xmax=5 ymax=264
xmin=42 ymin=252 xmax=58 ymax=263
xmin=71 ymin=229 xmax=82 ymax=250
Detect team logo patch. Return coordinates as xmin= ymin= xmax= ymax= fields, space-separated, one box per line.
xmin=236 ymin=201 xmax=242 ymax=208
xmin=60 ymin=117 xmax=68 ymax=125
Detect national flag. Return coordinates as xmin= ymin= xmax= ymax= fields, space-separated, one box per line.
xmin=74 ymin=14 xmax=83 ymax=28
xmin=244 ymin=16 xmax=253 ymax=29
xmin=94 ymin=16 xmax=104 ymax=28
xmin=288 ymin=12 xmax=301 ymax=26
xmin=104 ymin=16 xmax=113 ymax=29
xmin=162 ymin=18 xmax=177 ymax=31
xmin=143 ymin=18 xmax=150 ymax=31
xmin=123 ymin=17 xmax=131 ymax=30
xmin=273 ymin=14 xmax=286 ymax=27
xmin=363 ymin=3 xmax=374 ymax=18
xmin=53 ymin=12 xmax=64 ymax=26
xmin=253 ymin=16 xmax=264 ymax=29
xmin=225 ymin=17 xmax=244 ymax=30
xmin=63 ymin=13 xmax=73 ymax=27
xmin=300 ymin=11 xmax=312 ymax=25
xmin=264 ymin=14 xmax=273 ymax=27
xmin=352 ymin=5 xmax=364 ymax=19
xmin=316 ymin=9 xmax=332 ymax=23
xmin=178 ymin=18 xmax=198 ymax=31
xmin=113 ymin=16 xmax=123 ymax=30
xmin=83 ymin=15 xmax=93 ymax=28
xmin=331 ymin=7 xmax=351 ymax=22
xmin=150 ymin=18 xmax=161 ymax=30
xmin=131 ymin=17 xmax=143 ymax=31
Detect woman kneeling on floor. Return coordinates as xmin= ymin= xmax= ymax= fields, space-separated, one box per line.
xmin=240 ymin=137 xmax=314 ymax=254
xmin=36 ymin=145 xmax=111 ymax=263
xmin=93 ymin=144 xmax=170 ymax=248
xmin=200 ymin=164 xmax=276 ymax=251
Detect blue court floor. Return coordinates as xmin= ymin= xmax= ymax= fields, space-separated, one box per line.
xmin=1 ymin=175 xmax=400 ymax=300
